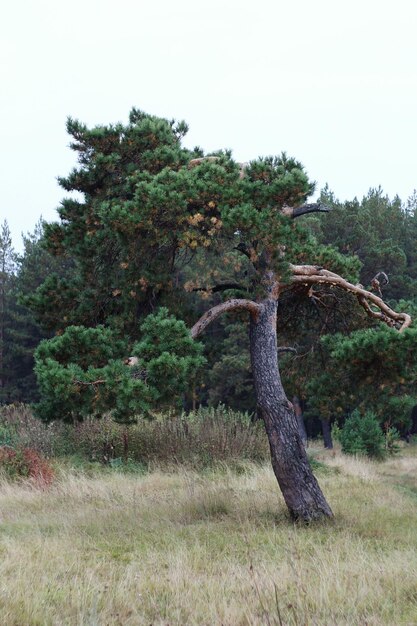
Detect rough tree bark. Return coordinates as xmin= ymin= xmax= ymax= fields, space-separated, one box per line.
xmin=190 ymin=262 xmax=411 ymax=522
xmin=249 ymin=298 xmax=333 ymax=520
xmin=191 ymin=294 xmax=334 ymax=521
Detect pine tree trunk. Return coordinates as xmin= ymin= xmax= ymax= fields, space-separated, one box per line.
xmin=249 ymin=298 xmax=333 ymax=521
xmin=321 ymin=418 xmax=333 ymax=449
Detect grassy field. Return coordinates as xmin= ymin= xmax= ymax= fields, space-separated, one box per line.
xmin=0 ymin=447 xmax=417 ymax=625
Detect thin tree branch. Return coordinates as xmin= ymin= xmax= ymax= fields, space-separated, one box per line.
xmin=188 ymin=156 xmax=220 ymax=168
xmin=281 ymin=202 xmax=331 ymax=219
xmin=277 ymin=346 xmax=297 ymax=354
xmin=370 ymin=271 xmax=389 ymax=297
xmin=192 ymin=283 xmax=244 ymax=293
xmin=73 ymin=378 xmax=107 ymax=386
xmin=234 ymin=242 xmax=252 ymax=260
xmin=287 ymin=265 xmax=412 ymax=332
xmin=191 ymin=298 xmax=261 ymax=339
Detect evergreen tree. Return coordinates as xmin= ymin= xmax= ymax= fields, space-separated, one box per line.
xmin=306 ymin=325 xmax=417 ymax=432
xmin=0 ymin=221 xmax=18 ymax=402
xmin=0 ymin=221 xmax=71 ymax=403
xmin=32 ymin=109 xmax=412 ymax=521
xmin=284 ymin=187 xmax=417 ymax=441
xmin=311 ymin=186 xmax=417 ymax=301
xmin=206 ymin=318 xmax=254 ymax=412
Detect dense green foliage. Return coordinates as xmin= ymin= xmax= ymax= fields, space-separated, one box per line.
xmin=0 ymin=221 xmax=17 ymax=402
xmin=0 ymin=221 xmax=69 ymax=403
xmin=304 ymin=326 xmax=417 ymax=431
xmin=314 ymin=186 xmax=417 ymax=302
xmin=281 ymin=188 xmax=417 ymax=435
xmin=34 ymin=309 xmax=205 ymax=422
xmin=1 ymin=109 xmax=416 ymax=444
xmin=26 ymin=108 xmax=349 ymax=421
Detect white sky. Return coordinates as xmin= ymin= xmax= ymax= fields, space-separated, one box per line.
xmin=2 ymin=0 xmax=417 ymax=251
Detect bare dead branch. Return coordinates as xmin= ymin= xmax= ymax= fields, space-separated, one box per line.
xmin=374 ymin=271 xmax=389 ymax=286
xmin=192 ymin=283 xmax=244 ymax=294
xmin=277 ymin=346 xmax=297 ymax=354
xmin=287 ymin=264 xmax=412 ymax=332
xmin=370 ymin=271 xmax=389 ymax=297
xmin=191 ymin=298 xmax=261 ymax=339
xmin=125 ymin=356 xmax=139 ymax=366
xmin=281 ymin=202 xmax=331 ymax=219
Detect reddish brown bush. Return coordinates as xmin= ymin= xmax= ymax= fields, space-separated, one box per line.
xmin=0 ymin=446 xmax=54 ymax=487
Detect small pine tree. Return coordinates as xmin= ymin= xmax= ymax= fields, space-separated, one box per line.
xmin=339 ymin=410 xmax=385 ymax=459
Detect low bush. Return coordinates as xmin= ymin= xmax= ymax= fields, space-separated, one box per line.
xmin=384 ymin=425 xmax=401 ymax=455
xmin=0 ymin=404 xmax=269 ymax=469
xmin=0 ymin=446 xmax=54 ymax=487
xmin=67 ymin=406 xmax=269 ymax=468
xmin=0 ymin=403 xmax=67 ymax=456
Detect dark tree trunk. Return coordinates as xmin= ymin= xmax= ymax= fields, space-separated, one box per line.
xmin=249 ymin=299 xmax=333 ymax=521
xmin=321 ymin=418 xmax=333 ymax=449
xmin=293 ymin=395 xmax=308 ymax=447
xmin=123 ymin=427 xmax=130 ymax=462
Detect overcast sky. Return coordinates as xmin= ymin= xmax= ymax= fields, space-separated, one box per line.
xmin=2 ymin=0 xmax=417 ymax=251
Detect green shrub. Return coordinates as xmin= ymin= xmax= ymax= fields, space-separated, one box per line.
xmin=384 ymin=426 xmax=401 ymax=455
xmin=331 ymin=422 xmax=342 ymax=443
xmin=339 ymin=410 xmax=386 ymax=459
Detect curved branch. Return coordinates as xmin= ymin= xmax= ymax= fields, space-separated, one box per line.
xmin=191 ymin=298 xmax=261 ymax=339
xmin=281 ymin=202 xmax=331 ymax=219
xmin=73 ymin=378 xmax=106 ymax=387
xmin=287 ymin=265 xmax=412 ymax=332
xmin=277 ymin=346 xmax=297 ymax=354
xmin=370 ymin=271 xmax=389 ymax=297
xmin=373 ymin=271 xmax=389 ymax=286
xmin=234 ymin=242 xmax=254 ymax=260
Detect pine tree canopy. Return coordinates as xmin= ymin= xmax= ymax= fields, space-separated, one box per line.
xmin=28 ymin=108 xmax=413 ymax=425
xmin=32 ymin=108 xmax=361 ymax=338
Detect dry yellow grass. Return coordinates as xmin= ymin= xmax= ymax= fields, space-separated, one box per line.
xmin=0 ymin=450 xmax=417 ymax=625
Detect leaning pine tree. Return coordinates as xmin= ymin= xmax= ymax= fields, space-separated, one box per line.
xmin=33 ymin=109 xmax=412 ymax=521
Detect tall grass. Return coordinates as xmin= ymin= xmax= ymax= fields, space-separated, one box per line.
xmin=1 ymin=405 xmax=417 ymax=624
xmin=0 ymin=450 xmax=417 ymax=624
